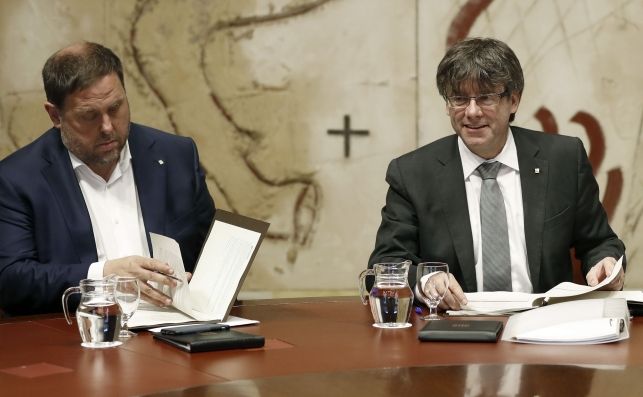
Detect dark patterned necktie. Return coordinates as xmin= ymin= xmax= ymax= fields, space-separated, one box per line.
xmin=478 ymin=161 xmax=512 ymax=291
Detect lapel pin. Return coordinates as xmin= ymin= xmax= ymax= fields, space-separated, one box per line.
xmin=158 ymin=160 xmax=164 ymax=165
xmin=534 ymin=168 xmax=540 ymax=174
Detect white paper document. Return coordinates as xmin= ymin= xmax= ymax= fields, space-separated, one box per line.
xmin=502 ymin=298 xmax=630 ymax=344
xmin=450 ymin=256 xmax=636 ymax=315
xmin=147 ymin=315 xmax=258 ymax=333
xmin=128 ymin=210 xmax=269 ymax=329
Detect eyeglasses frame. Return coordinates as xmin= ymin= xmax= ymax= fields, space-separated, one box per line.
xmin=446 ymin=90 xmax=510 ymax=109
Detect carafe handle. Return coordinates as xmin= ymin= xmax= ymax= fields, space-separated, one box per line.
xmin=358 ymin=268 xmax=374 ymax=305
xmin=62 ymin=286 xmax=81 ymax=325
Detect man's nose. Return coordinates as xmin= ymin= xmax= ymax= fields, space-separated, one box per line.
xmin=101 ymin=114 xmax=114 ymax=133
xmin=464 ymin=98 xmax=483 ymax=116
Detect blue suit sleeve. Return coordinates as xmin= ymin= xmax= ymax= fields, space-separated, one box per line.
xmin=0 ymin=172 xmax=90 ymax=315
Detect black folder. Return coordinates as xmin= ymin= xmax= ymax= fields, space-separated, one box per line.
xmin=628 ymin=301 xmax=643 ymax=317
xmin=418 ymin=320 xmax=503 ymax=342
xmin=153 ymin=329 xmax=265 ymax=353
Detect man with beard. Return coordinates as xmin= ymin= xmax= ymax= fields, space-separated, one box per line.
xmin=0 ymin=42 xmax=215 ymax=315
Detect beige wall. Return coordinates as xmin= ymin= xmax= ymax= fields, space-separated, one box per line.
xmin=1 ymin=0 xmax=641 ymax=296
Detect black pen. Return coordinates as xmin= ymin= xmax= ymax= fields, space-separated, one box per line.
xmin=154 ymin=270 xmax=183 ymax=283
xmin=161 ymin=323 xmax=230 ymax=335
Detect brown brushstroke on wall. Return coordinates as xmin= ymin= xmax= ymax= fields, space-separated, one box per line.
xmin=446 ymin=0 xmax=493 ymax=48
xmin=127 ymin=0 xmax=329 ymax=263
xmin=571 ymin=111 xmax=605 ymax=171
xmin=534 ymin=106 xmax=559 ymax=134
xmin=534 ymin=106 xmax=622 ymax=221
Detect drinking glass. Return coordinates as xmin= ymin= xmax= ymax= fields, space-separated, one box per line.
xmin=416 ymin=262 xmax=449 ymax=320
xmin=115 ymin=276 xmax=140 ymax=338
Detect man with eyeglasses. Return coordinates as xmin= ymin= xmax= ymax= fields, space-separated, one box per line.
xmin=367 ymin=37 xmax=625 ymax=310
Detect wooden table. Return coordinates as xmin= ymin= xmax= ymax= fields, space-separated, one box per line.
xmin=2 ymin=297 xmax=642 ymax=396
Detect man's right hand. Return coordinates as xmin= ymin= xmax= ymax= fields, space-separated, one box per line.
xmin=103 ymin=256 xmax=180 ymax=307
xmin=436 ymin=274 xmax=468 ymax=311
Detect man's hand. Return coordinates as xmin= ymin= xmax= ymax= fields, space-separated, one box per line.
xmin=419 ymin=273 xmax=468 ymax=311
xmin=103 ymin=256 xmax=180 ymax=307
xmin=586 ymin=256 xmax=624 ymax=290
xmin=438 ymin=274 xmax=468 ymax=310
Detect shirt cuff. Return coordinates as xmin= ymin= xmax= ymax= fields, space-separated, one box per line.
xmin=415 ymin=273 xmax=440 ymax=303
xmin=415 ymin=274 xmax=430 ymax=301
xmin=87 ymin=260 xmax=106 ymax=279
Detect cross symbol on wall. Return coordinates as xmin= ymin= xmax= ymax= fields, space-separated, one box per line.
xmin=327 ymin=114 xmax=369 ymax=158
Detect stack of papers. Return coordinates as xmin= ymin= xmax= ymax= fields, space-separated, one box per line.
xmin=449 ymin=257 xmax=641 ymax=315
xmin=128 ymin=210 xmax=269 ymax=329
xmin=501 ymin=298 xmax=630 ymax=345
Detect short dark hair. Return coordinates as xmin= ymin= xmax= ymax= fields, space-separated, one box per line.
xmin=42 ymin=42 xmax=125 ymax=109
xmin=436 ymin=37 xmax=524 ymax=120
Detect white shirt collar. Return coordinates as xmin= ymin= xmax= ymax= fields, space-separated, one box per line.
xmin=457 ymin=128 xmax=520 ymax=179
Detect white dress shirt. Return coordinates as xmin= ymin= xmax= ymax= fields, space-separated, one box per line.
xmin=69 ymin=142 xmax=149 ymax=279
xmin=457 ymin=130 xmax=532 ymax=292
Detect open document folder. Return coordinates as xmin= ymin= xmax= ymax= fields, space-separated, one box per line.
xmin=502 ymin=298 xmax=630 ymax=345
xmin=449 ymin=256 xmax=642 ymax=315
xmin=128 ymin=210 xmax=269 ymax=329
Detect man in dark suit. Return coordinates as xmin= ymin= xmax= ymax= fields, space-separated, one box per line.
xmin=0 ymin=42 xmax=215 ymax=315
xmin=368 ymin=37 xmax=625 ymax=310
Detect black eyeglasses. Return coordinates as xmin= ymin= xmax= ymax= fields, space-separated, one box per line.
xmin=446 ymin=90 xmax=509 ymax=109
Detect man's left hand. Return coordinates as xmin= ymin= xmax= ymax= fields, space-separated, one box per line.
xmin=586 ymin=257 xmax=624 ymax=290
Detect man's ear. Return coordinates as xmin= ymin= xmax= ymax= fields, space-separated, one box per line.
xmin=510 ymin=91 xmax=522 ymax=114
xmin=44 ymin=102 xmax=62 ymax=128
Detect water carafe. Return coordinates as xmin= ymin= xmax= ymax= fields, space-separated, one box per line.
xmin=62 ymin=278 xmax=123 ymax=348
xmin=358 ymin=261 xmax=414 ymax=328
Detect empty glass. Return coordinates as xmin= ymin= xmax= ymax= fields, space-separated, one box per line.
xmin=115 ymin=276 xmax=140 ymax=338
xmin=416 ymin=262 xmax=450 ymax=320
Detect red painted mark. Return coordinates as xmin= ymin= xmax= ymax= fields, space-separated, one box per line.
xmin=570 ymin=111 xmax=605 ymax=171
xmin=534 ymin=107 xmax=622 ymax=221
xmin=602 ymin=168 xmax=623 ymax=223
xmin=446 ymin=0 xmax=494 ymax=47
xmin=534 ymin=106 xmax=559 ymax=134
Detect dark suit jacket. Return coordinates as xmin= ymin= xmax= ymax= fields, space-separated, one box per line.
xmin=368 ymin=126 xmax=625 ymax=293
xmin=0 ymin=123 xmax=215 ymax=315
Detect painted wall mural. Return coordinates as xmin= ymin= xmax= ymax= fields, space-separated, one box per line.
xmin=1 ymin=0 xmax=641 ymax=295
xmin=125 ymin=0 xmax=326 ymax=264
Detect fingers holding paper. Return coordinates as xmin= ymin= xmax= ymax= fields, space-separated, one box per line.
xmin=586 ymin=256 xmax=624 ymax=290
xmin=104 ymin=255 xmax=178 ymax=306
